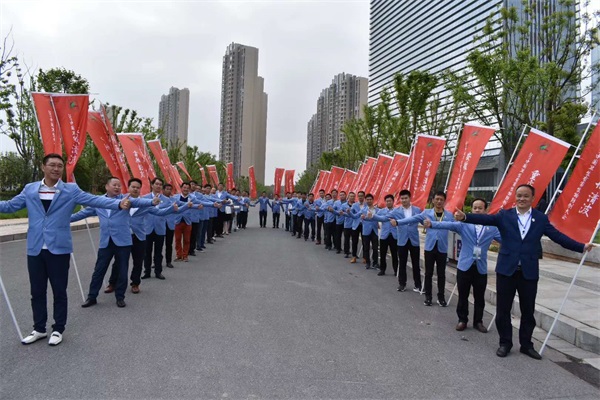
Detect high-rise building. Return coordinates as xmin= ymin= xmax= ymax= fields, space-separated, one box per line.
xmin=592 ymin=34 xmax=600 ymax=120
xmin=219 ymin=43 xmax=268 ymax=183
xmin=306 ymin=73 xmax=368 ymax=168
xmin=158 ymin=86 xmax=190 ymax=147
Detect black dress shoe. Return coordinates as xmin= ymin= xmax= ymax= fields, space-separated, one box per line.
xmin=141 ymin=273 xmax=151 ymax=279
xmin=377 ymin=271 xmax=385 ymax=276
xmin=520 ymin=347 xmax=542 ymax=360
xmin=166 ymin=263 xmax=174 ymax=269
xmin=344 ymin=254 xmax=349 ymax=258
xmin=155 ymin=274 xmax=166 ymax=280
xmin=496 ymin=346 xmax=511 ymax=357
xmin=116 ymin=299 xmax=126 ymax=308
xmin=81 ymin=298 xmax=97 ymax=308
xmin=336 ymin=250 xmax=341 ymax=254
xmin=188 ymin=252 xmax=196 ymax=256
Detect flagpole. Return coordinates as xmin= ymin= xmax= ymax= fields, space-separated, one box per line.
xmin=540 ymin=219 xmax=600 ymax=355
xmin=444 ymin=128 xmax=462 ymax=191
xmin=83 ymin=218 xmax=97 ymax=254
xmin=70 ymin=253 xmax=86 ymax=302
xmin=545 ymin=111 xmax=597 ymax=214
xmin=494 ymin=125 xmax=528 ymax=196
xmin=0 ymin=272 xmax=24 ymax=341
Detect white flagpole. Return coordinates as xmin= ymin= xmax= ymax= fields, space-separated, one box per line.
xmin=70 ymin=253 xmax=86 ymax=301
xmin=447 ymin=282 xmax=457 ymax=306
xmin=493 ymin=125 xmax=528 ymax=195
xmin=84 ymin=218 xmax=97 ymax=254
xmin=540 ymin=219 xmax=600 ymax=355
xmin=0 ymin=273 xmax=24 ymax=341
xmin=545 ymin=112 xmax=597 ymax=214
xmin=444 ymin=129 xmax=462 ymax=191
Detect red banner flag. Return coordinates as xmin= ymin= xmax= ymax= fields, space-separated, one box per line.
xmin=548 ymin=123 xmax=600 ymax=242
xmin=311 ymin=170 xmax=328 ymax=194
xmin=285 ymin=170 xmax=295 ymax=194
xmin=320 ymin=171 xmax=331 ymax=193
xmin=445 ymin=124 xmax=497 ymax=211
xmin=367 ymin=154 xmax=394 ymax=202
xmin=489 ymin=128 xmax=570 ymax=214
xmin=207 ymin=165 xmax=219 ymax=185
xmin=101 ymin=105 xmax=130 ymax=183
xmin=159 ymin=149 xmax=179 ymax=193
xmin=226 ymin=162 xmax=235 ymax=191
xmin=407 ymin=135 xmax=446 ymax=209
xmin=51 ymin=94 xmax=89 ymax=181
xmin=196 ymin=162 xmax=208 ymax=186
xmin=354 ymin=157 xmax=377 ymax=193
xmin=249 ymin=166 xmax=257 ymax=199
xmin=339 ymin=170 xmax=357 ymax=193
xmin=325 ymin=166 xmax=345 ymax=194
xmin=381 ymin=152 xmax=410 ymax=207
xmin=31 ymin=93 xmax=62 ymax=155
xmin=274 ymin=167 xmax=285 ymax=196
xmin=117 ymin=133 xmax=152 ymax=195
xmin=170 ymin=164 xmax=184 ymax=188
xmin=148 ymin=140 xmax=171 ymax=184
xmin=87 ymin=111 xmax=125 ymax=183
xmin=349 ymin=163 xmax=365 ymax=193
xmin=176 ymin=161 xmax=192 ymax=180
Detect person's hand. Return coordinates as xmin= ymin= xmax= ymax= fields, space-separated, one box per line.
xmin=390 ymin=219 xmax=397 ymax=227
xmin=367 ymin=211 xmax=373 ymax=219
xmin=360 ymin=214 xmax=365 ymax=220
xmin=119 ymin=194 xmax=131 ymax=210
xmin=584 ymin=243 xmax=595 ymax=252
xmin=328 ymin=206 xmax=333 ymax=211
xmin=173 ymin=203 xmax=179 ymax=212
xmin=423 ymin=218 xmax=432 ymax=229
xmin=187 ymin=201 xmax=193 ymax=208
xmin=214 ymin=202 xmax=221 ymax=208
xmin=197 ymin=204 xmax=204 ymax=209
xmin=454 ymin=208 xmax=466 ymax=221
xmin=152 ymin=194 xmax=160 ymax=205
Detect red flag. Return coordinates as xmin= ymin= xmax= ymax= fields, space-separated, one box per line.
xmin=226 ymin=162 xmax=235 ymax=191
xmin=249 ymin=166 xmax=257 ymax=199
xmin=148 ymin=140 xmax=171 ymax=184
xmin=170 ymin=164 xmax=184 ymax=188
xmin=284 ymin=170 xmax=295 ymax=194
xmin=31 ymin=93 xmax=62 ymax=155
xmin=87 ymin=111 xmax=125 ymax=183
xmin=381 ymin=152 xmax=410 ymax=207
xmin=548 ymin=123 xmax=600 ymax=242
xmin=51 ymin=94 xmax=89 ymax=181
xmin=311 ymin=170 xmax=328 ymax=194
xmin=325 ymin=166 xmax=345 ymax=194
xmin=349 ymin=163 xmax=365 ymax=193
xmin=159 ymin=149 xmax=179 ymax=193
xmin=445 ymin=124 xmax=497 ymax=211
xmin=117 ymin=133 xmax=152 ymax=195
xmin=489 ymin=128 xmax=570 ymax=213
xmin=101 ymin=105 xmax=130 ymax=183
xmin=354 ymin=157 xmax=377 ymax=193
xmin=196 ymin=162 xmax=208 ymax=186
xmin=176 ymin=161 xmax=192 ymax=180
xmin=140 ymin=140 xmax=156 ymax=180
xmin=320 ymin=171 xmax=331 ymax=193
xmin=207 ymin=165 xmax=219 ymax=185
xmin=274 ymin=168 xmax=285 ymax=196
xmin=367 ymin=154 xmax=394 ymax=202
xmin=408 ymin=135 xmax=446 ymax=209
xmin=339 ymin=170 xmax=357 ymax=193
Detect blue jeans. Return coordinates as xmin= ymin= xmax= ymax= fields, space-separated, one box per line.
xmin=88 ymin=238 xmax=131 ymax=301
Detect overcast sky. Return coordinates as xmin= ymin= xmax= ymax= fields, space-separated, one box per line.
xmin=0 ymin=0 xmax=370 ymax=182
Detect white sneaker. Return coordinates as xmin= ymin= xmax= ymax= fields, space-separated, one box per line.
xmin=21 ymin=330 xmax=48 ymax=345
xmin=48 ymin=331 xmax=62 ymax=346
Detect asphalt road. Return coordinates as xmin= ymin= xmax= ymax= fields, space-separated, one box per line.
xmin=1 ymin=214 xmax=599 ymax=399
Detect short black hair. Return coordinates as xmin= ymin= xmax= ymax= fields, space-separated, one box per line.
xmin=348 ymin=191 xmax=355 ymax=196
xmin=331 ymin=189 xmax=338 ymax=194
xmin=189 ymin=180 xmax=197 ymax=185
xmin=516 ymin=184 xmax=535 ymax=196
xmin=308 ymin=193 xmax=314 ymax=197
xmin=106 ymin=176 xmax=120 ymax=184
xmin=365 ymin=193 xmax=374 ymax=199
xmin=318 ymin=189 xmax=325 ymax=193
xmin=163 ymin=183 xmax=173 ymax=189
xmin=204 ymin=184 xmax=212 ymax=189
xmin=181 ymin=182 xmax=190 ymax=188
xmin=151 ymin=177 xmax=163 ymax=185
xmin=340 ymin=191 xmax=347 ymax=195
xmin=285 ymin=192 xmax=291 ymax=195
xmin=433 ymin=191 xmax=446 ymax=200
xmin=399 ymin=189 xmax=411 ymax=198
xmin=358 ymin=191 xmax=365 ymax=195
xmin=472 ymin=198 xmax=488 ymax=208
xmin=128 ymin=178 xmax=142 ymax=187
xmin=384 ymin=194 xmax=394 ymax=201
xmin=43 ymin=153 xmax=64 ymax=165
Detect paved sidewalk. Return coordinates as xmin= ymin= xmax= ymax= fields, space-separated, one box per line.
xmin=0 ymin=217 xmax=99 ymax=242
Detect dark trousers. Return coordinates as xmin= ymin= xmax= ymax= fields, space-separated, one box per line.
xmin=316 ymin=215 xmax=324 ymax=241
xmin=27 ymin=250 xmax=70 ymax=334
xmin=304 ymin=218 xmax=315 ymax=240
xmin=165 ymin=225 xmax=174 ymax=263
xmin=189 ymin=222 xmax=199 ymax=254
xmin=398 ymin=242 xmax=421 ymax=288
xmin=362 ymin=231 xmax=379 ymax=265
xmin=198 ymin=220 xmax=208 ymax=248
xmin=334 ymin=223 xmax=344 ymax=251
xmin=238 ymin=211 xmax=248 ymax=228
xmin=285 ymin=213 xmax=292 ymax=231
xmin=457 ymin=263 xmax=488 ymax=325
xmin=89 ymin=238 xmax=130 ymax=301
xmin=379 ymin=236 xmax=398 ymax=274
xmin=273 ymin=212 xmax=280 ymax=228
xmin=351 ymin=227 xmax=361 ymax=257
xmin=324 ymin=222 xmax=335 ymax=248
xmin=259 ymin=210 xmax=267 ymax=227
xmin=216 ymin=211 xmax=225 ymax=235
xmin=295 ymin=215 xmax=304 ymax=237
xmin=144 ymin=230 xmax=165 ymax=275
xmin=125 ymin=235 xmax=146 ymax=285
xmin=496 ymin=270 xmax=538 ymax=350
xmin=343 ymin=227 xmax=352 ymax=255
xmin=207 ymin=217 xmax=215 ymax=240
xmin=424 ymin=243 xmax=447 ymax=300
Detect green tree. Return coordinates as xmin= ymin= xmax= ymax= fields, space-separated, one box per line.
xmin=37 ymin=67 xmax=89 ymax=94
xmin=0 ymin=151 xmax=30 ymax=191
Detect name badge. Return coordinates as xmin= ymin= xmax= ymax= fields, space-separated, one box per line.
xmin=473 ymin=246 xmax=482 ymax=260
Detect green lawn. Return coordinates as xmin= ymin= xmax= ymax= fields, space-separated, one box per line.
xmin=0 ymin=206 xmax=83 ymax=219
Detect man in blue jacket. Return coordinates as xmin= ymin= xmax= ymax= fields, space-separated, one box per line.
xmin=71 ymin=177 xmax=158 ymax=309
xmin=303 ymin=193 xmax=316 ymax=241
xmin=0 ymin=154 xmax=132 ymax=346
xmin=357 ymin=193 xmax=380 ymax=269
xmin=323 ymin=192 xmax=336 ymax=250
xmin=254 ymin=192 xmax=271 ymax=228
xmin=394 ymin=191 xmax=453 ymax=306
xmin=425 ymin=198 xmax=501 ymax=333
xmin=314 ymin=189 xmax=326 ymax=244
xmin=367 ymin=194 xmax=398 ymax=276
xmin=348 ymin=191 xmax=366 ymax=263
xmin=162 ymin=183 xmax=177 ymax=268
xmin=454 ymin=184 xmax=594 ymax=359
xmin=142 ymin=177 xmax=172 ymax=281
xmin=333 ymin=191 xmax=347 ymax=254
xmin=394 ymin=190 xmax=422 ymax=292
xmin=341 ymin=192 xmax=356 ymax=258
xmin=295 ymin=192 xmax=308 ymax=239
xmin=270 ymin=194 xmax=282 ymax=228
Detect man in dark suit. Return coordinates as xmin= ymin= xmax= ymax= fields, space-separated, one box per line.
xmin=454 ymin=184 xmax=593 ymax=360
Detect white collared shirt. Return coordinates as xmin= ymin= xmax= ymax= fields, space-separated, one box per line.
xmin=403 ymin=206 xmax=412 ymax=218
xmin=517 ymin=208 xmax=533 ymax=239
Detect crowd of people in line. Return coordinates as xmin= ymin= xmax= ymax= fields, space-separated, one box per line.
xmin=0 ymin=153 xmax=593 ymax=360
